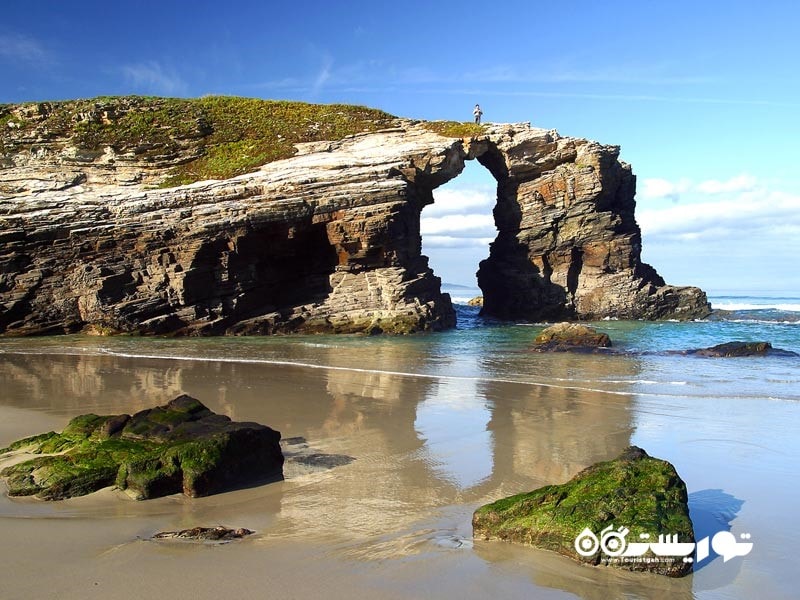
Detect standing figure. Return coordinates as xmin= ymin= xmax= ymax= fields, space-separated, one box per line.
xmin=473 ymin=104 xmax=483 ymax=124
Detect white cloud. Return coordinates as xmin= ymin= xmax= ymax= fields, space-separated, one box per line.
xmin=696 ymin=173 xmax=757 ymax=195
xmin=638 ymin=182 xmax=800 ymax=242
xmin=423 ymin=188 xmax=494 ymax=217
xmin=0 ymin=32 xmax=50 ymax=65
xmin=421 ymin=213 xmax=496 ymax=238
xmin=122 ymin=61 xmax=187 ymax=95
xmin=423 ymin=236 xmax=495 ymax=249
xmin=637 ymin=175 xmax=800 ymax=291
xmin=640 ymin=177 xmax=692 ymax=201
xmin=640 ymin=173 xmax=758 ymax=202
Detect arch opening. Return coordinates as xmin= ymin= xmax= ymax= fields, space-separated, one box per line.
xmin=421 ymin=158 xmax=498 ymax=307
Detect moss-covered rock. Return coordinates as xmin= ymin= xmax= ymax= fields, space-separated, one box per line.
xmin=532 ymin=322 xmax=612 ymax=352
xmin=0 ymin=395 xmax=283 ymax=500
xmin=472 ymin=447 xmax=694 ymax=577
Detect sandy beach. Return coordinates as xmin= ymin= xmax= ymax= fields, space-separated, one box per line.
xmin=0 ymin=339 xmax=796 ymax=599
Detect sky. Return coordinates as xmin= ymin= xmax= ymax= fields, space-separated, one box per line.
xmin=2 ymin=0 xmax=800 ymax=295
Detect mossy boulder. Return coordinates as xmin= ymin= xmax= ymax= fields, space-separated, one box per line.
xmin=473 ymin=447 xmax=694 ymax=577
xmin=0 ymin=395 xmax=283 ymax=500
xmin=532 ymin=322 xmax=612 ymax=352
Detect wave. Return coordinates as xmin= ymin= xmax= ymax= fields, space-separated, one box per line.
xmin=712 ymin=302 xmax=800 ymax=312
xmin=450 ymin=296 xmax=479 ymax=305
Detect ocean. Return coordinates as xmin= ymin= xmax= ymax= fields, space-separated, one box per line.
xmin=0 ymin=290 xmax=798 ymax=599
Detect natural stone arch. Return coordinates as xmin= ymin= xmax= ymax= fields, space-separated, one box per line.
xmin=0 ymin=120 xmax=709 ymax=336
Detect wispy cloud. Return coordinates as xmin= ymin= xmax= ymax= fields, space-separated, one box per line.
xmin=696 ymin=173 xmax=757 ymax=195
xmin=0 ymin=32 xmax=51 ymax=66
xmin=310 ymin=53 xmax=333 ymax=97
xmin=247 ymin=53 xmax=793 ymax=109
xmin=463 ymin=61 xmax=713 ymax=86
xmin=121 ymin=61 xmax=187 ymax=96
xmin=641 ymin=178 xmax=693 ymax=202
xmin=638 ymin=175 xmax=800 ymax=242
xmin=640 ymin=173 xmax=757 ymax=202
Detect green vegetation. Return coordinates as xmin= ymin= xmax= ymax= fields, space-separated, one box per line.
xmin=422 ymin=120 xmax=485 ymax=138
xmin=163 ymin=96 xmax=396 ymax=185
xmin=0 ymin=95 xmax=397 ymax=186
xmin=472 ymin=446 xmax=694 ymax=576
xmin=0 ymin=395 xmax=283 ymax=500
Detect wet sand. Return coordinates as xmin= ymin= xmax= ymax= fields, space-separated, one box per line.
xmin=0 ymin=350 xmax=794 ymax=599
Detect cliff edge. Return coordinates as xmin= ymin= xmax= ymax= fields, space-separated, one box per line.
xmin=0 ymin=97 xmax=709 ymax=336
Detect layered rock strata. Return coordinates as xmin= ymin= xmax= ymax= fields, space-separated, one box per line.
xmin=0 ymin=100 xmax=709 ymax=336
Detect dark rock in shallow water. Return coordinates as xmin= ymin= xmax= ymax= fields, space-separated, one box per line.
xmin=690 ymin=341 xmax=798 ymax=357
xmin=472 ymin=446 xmax=694 ymax=577
xmin=280 ymin=436 xmax=355 ymax=477
xmin=152 ymin=526 xmax=254 ymax=542
xmin=532 ymin=322 xmax=613 ymax=353
xmin=0 ymin=395 xmax=284 ymax=500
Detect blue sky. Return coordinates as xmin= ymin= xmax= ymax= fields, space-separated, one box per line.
xmin=3 ymin=1 xmax=799 ymax=295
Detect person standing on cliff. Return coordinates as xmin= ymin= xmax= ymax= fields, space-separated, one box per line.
xmin=473 ymin=104 xmax=483 ymax=124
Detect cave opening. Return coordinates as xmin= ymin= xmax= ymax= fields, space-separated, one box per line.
xmin=422 ymin=158 xmax=499 ymax=306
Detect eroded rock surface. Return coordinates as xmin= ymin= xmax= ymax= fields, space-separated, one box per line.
xmin=1 ymin=99 xmax=709 ymax=335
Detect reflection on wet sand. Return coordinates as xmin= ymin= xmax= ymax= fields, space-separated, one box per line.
xmin=0 ymin=343 xmax=646 ymax=599
xmin=1 ymin=346 xmax=638 ymax=536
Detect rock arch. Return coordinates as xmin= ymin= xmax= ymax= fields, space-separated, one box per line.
xmin=0 ymin=121 xmax=709 ymax=336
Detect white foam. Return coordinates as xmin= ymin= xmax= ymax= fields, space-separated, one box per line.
xmin=712 ymin=302 xmax=800 ymax=312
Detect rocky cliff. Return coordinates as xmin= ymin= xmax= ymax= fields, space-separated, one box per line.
xmin=0 ymin=97 xmax=709 ymax=336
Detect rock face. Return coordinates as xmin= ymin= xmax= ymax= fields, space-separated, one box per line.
xmin=690 ymin=341 xmax=799 ymax=357
xmin=472 ymin=446 xmax=694 ymax=577
xmin=532 ymin=322 xmax=612 ymax=352
xmin=0 ymin=395 xmax=284 ymax=500
xmin=0 ymin=98 xmax=710 ymax=336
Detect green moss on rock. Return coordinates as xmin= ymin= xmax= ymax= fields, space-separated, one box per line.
xmin=473 ymin=446 xmax=694 ymax=577
xmin=0 ymin=395 xmax=283 ymax=500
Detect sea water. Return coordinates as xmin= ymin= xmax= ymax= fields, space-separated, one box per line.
xmin=0 ymin=292 xmax=798 ymax=599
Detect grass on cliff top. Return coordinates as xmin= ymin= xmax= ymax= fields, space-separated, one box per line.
xmin=422 ymin=120 xmax=485 ymax=138
xmin=0 ymin=96 xmax=397 ymax=186
xmin=166 ymin=96 xmax=397 ymax=185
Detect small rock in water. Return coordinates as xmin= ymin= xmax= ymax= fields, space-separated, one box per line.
xmin=531 ymin=322 xmax=612 ymax=353
xmin=152 ymin=526 xmax=254 ymax=542
xmin=690 ymin=341 xmax=799 ymax=357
